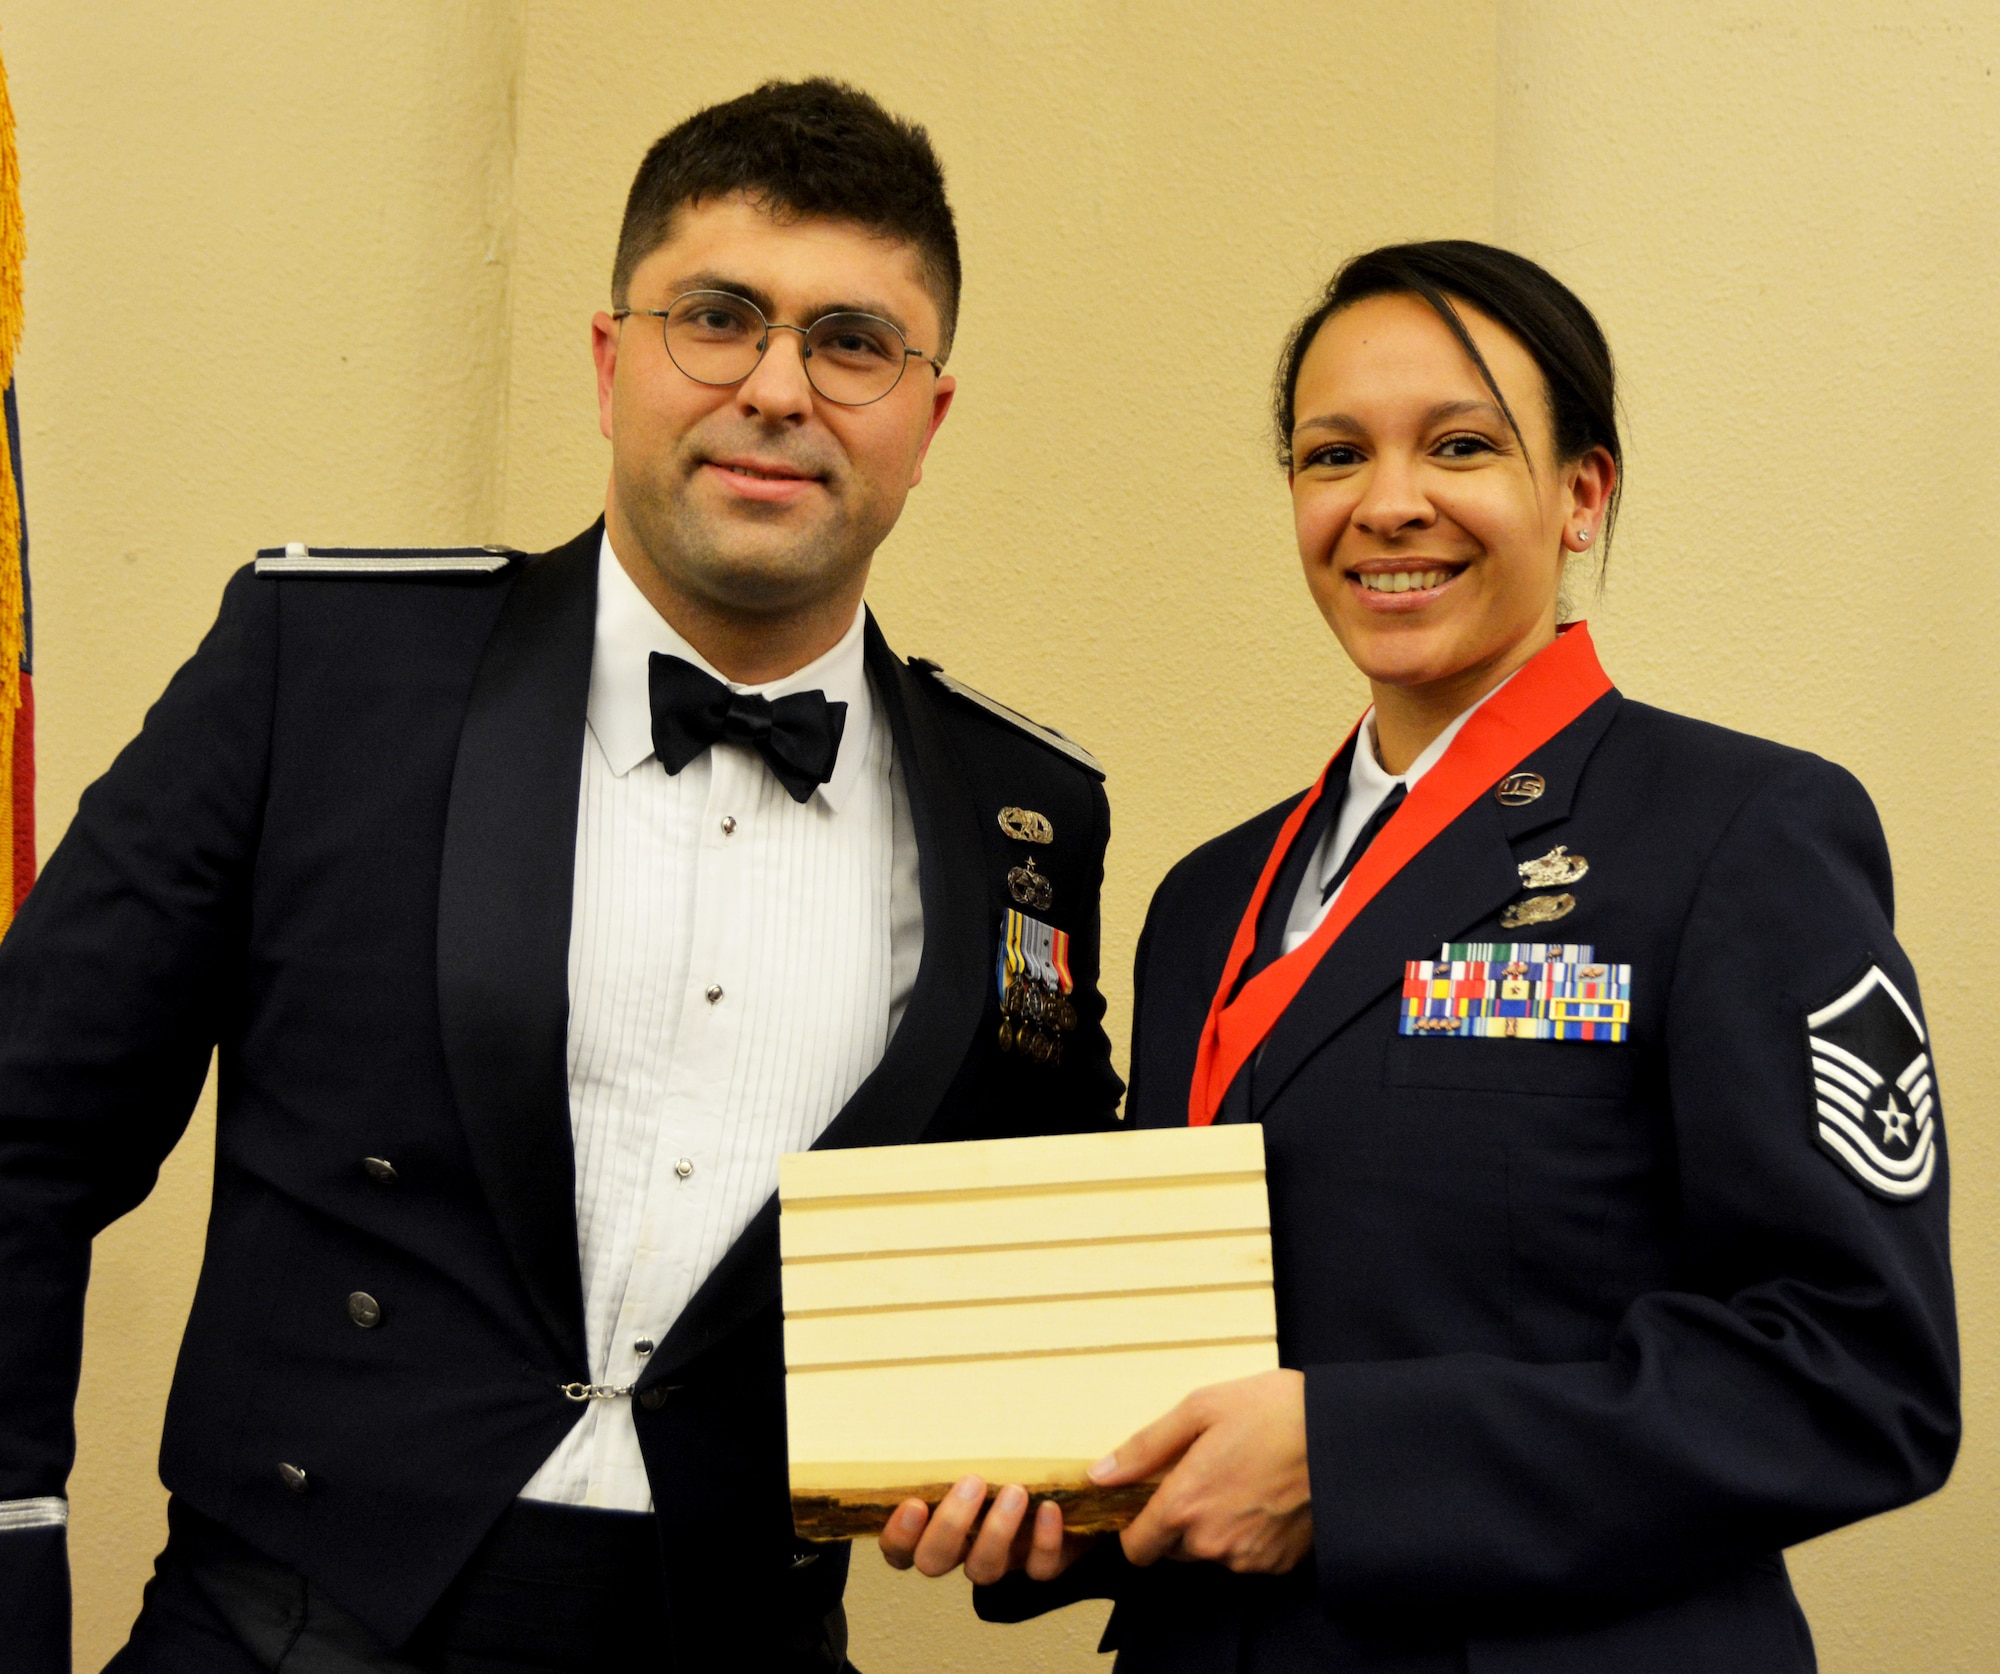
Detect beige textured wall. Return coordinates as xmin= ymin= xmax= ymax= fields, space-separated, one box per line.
xmin=1492 ymin=6 xmax=2000 ymax=1666
xmin=2 ymin=3 xmax=1992 ymax=1669
xmin=7 ymin=6 xmax=524 ymax=1669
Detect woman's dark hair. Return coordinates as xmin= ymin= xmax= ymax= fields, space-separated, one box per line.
xmin=1273 ymin=240 xmax=1621 ymax=557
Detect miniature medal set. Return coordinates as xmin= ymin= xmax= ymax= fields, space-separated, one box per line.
xmin=995 ymin=806 xmax=1077 ymax=1064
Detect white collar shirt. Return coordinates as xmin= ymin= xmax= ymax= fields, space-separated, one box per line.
xmin=520 ymin=532 xmax=922 ymax=1511
xmin=1281 ymin=678 xmax=1511 ymax=955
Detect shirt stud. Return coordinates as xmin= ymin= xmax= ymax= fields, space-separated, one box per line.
xmin=705 ymin=984 xmax=723 ymax=1004
xmin=720 ymin=815 xmax=737 ymax=835
xmin=674 ymin=1157 xmax=695 ymax=1180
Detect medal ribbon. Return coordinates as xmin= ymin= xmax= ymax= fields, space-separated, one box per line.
xmin=1048 ymin=926 xmax=1073 ymax=994
xmin=996 ymin=912 xmax=1023 ymax=1001
xmin=1187 ymin=623 xmax=1614 ymax=1126
xmin=998 ymin=909 xmax=1074 ymax=998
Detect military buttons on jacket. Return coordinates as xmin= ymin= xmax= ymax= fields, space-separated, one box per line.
xmin=346 ymin=1291 xmax=383 ymax=1329
xmin=638 ymin=1385 xmax=678 ymax=1410
xmin=277 ymin=1462 xmax=310 ymax=1494
xmin=361 ymin=1157 xmax=398 ymax=1184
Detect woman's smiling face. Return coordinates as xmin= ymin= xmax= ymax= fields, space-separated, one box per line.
xmin=1289 ymin=291 xmax=1607 ymax=713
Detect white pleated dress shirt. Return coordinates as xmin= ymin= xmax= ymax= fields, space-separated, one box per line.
xmin=1282 ymin=678 xmax=1513 ymax=955
xmin=519 ymin=534 xmax=923 ymax=1511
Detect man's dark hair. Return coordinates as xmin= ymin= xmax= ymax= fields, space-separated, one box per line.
xmin=1274 ymin=240 xmax=1623 ymax=561
xmin=613 ymin=78 xmax=961 ymax=357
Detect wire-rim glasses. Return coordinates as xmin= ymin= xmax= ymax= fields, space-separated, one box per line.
xmin=613 ymin=290 xmax=943 ymax=407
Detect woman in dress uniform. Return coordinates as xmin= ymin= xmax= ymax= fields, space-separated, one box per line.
xmin=884 ymin=241 xmax=1960 ymax=1671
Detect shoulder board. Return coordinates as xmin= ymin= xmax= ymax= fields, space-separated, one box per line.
xmin=911 ymin=658 xmax=1104 ymax=779
xmin=253 ymin=542 xmax=523 ymax=577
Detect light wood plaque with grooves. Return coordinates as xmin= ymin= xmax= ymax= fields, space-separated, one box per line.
xmin=780 ymin=1124 xmax=1277 ymax=1541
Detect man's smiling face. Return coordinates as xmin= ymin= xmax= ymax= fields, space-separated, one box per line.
xmin=593 ymin=191 xmax=954 ymax=633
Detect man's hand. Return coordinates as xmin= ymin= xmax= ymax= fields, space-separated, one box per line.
xmin=878 ymin=1475 xmax=1096 ymax=1582
xmin=1091 ymin=1368 xmax=1313 ymax=1573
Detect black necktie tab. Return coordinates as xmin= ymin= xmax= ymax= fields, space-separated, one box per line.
xmin=1323 ymin=781 xmax=1408 ymax=903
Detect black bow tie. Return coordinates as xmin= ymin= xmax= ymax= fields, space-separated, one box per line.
xmin=648 ymin=653 xmax=848 ymax=805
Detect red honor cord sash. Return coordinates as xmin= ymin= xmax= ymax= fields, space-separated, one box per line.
xmin=1188 ymin=623 xmax=1614 ymax=1126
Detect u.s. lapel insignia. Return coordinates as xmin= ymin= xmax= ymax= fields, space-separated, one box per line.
xmin=1400 ymin=942 xmax=1631 ymax=1041
xmin=1501 ymin=892 xmax=1575 ymax=929
xmin=1008 ymin=854 xmax=1053 ymax=911
xmin=998 ymin=807 xmax=1054 ymax=845
xmin=996 ymin=908 xmax=1078 ymax=1064
xmin=1807 ymin=963 xmax=1937 ymax=1200
xmin=1495 ymin=771 xmax=1546 ymax=807
xmin=1517 ymin=845 xmax=1588 ymax=888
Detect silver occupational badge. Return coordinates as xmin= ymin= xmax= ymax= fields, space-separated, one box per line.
xmin=1808 ymin=964 xmax=1936 ymax=1200
xmin=1499 ymin=892 xmax=1575 ymax=929
xmin=1517 ymin=845 xmax=1589 ymax=889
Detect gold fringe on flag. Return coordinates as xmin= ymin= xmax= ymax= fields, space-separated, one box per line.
xmin=0 ymin=32 xmax=24 ymax=935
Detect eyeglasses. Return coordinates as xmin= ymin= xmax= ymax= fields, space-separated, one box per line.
xmin=613 ymin=290 xmax=944 ymax=407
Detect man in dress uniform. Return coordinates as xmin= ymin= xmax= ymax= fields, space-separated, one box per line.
xmin=0 ymin=78 xmax=1121 ymax=1673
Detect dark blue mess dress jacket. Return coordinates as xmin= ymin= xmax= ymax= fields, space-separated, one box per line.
xmin=981 ymin=686 xmax=1958 ymax=1674
xmin=0 ymin=523 xmax=1124 ymax=1672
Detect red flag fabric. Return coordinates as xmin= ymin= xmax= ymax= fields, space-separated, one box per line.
xmin=0 ymin=37 xmax=29 ymax=936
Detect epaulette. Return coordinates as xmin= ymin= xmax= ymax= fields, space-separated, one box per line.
xmin=253 ymin=542 xmax=523 ymax=577
xmin=910 ymin=657 xmax=1104 ymax=780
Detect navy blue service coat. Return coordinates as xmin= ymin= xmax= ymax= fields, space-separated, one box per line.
xmin=981 ymin=688 xmax=1957 ymax=1672
xmin=0 ymin=524 xmax=1123 ymax=1672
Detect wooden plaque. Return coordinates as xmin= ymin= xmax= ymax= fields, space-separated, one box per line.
xmin=780 ymin=1124 xmax=1276 ymax=1541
